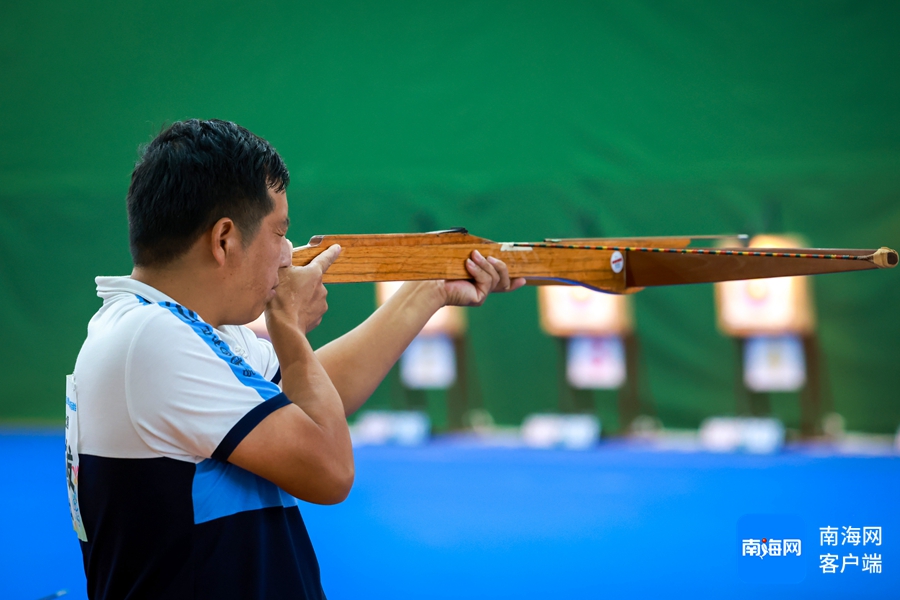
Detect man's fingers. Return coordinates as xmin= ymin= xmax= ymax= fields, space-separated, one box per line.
xmin=486 ymin=255 xmax=511 ymax=290
xmin=464 ymin=251 xmax=496 ymax=304
xmin=309 ymin=244 xmax=342 ymax=274
xmin=463 ymin=260 xmax=487 ymax=305
xmin=472 ymin=251 xmax=501 ymax=287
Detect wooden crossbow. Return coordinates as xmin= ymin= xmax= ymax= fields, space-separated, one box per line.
xmin=291 ymin=228 xmax=898 ymax=294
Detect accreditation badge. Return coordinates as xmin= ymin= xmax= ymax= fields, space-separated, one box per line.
xmin=65 ymin=375 xmax=87 ymax=542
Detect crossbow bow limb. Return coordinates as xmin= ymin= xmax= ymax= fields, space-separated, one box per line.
xmin=291 ymin=228 xmax=897 ymax=294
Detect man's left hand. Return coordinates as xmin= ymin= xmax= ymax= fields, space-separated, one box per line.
xmin=442 ymin=250 xmax=526 ymax=307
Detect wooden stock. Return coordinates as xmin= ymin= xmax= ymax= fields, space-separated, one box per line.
xmin=291 ymin=229 xmax=897 ymax=294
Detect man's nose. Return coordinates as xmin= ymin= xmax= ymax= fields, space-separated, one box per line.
xmin=281 ymin=238 xmax=293 ymax=267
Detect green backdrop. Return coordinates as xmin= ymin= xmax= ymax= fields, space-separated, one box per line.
xmin=1 ymin=1 xmax=898 ymax=431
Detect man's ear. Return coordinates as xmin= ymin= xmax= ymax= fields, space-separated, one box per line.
xmin=209 ymin=218 xmax=241 ymax=267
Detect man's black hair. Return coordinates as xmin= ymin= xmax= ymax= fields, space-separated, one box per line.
xmin=127 ymin=119 xmax=290 ymax=267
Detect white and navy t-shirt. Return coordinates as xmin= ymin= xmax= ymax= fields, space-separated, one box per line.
xmin=71 ymin=276 xmax=325 ymax=599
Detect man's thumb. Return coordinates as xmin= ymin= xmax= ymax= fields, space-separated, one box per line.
xmin=310 ymin=244 xmax=342 ymax=273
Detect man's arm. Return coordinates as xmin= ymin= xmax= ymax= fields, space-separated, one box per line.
xmin=316 ymin=250 xmax=524 ymax=416
xmin=229 ymin=246 xmax=354 ymax=504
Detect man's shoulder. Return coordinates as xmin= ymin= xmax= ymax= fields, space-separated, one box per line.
xmin=89 ymin=295 xmax=191 ymax=341
xmin=80 ymin=296 xmax=212 ymax=377
xmin=126 ymin=304 xmax=227 ymax=372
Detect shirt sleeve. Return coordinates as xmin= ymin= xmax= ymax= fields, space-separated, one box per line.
xmin=255 ymin=337 xmax=281 ymax=383
xmin=224 ymin=324 xmax=280 ymax=383
xmin=124 ymin=308 xmax=289 ymax=462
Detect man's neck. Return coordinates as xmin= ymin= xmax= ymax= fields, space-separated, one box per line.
xmin=131 ymin=264 xmax=225 ymax=328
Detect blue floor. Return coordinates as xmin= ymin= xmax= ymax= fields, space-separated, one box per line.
xmin=2 ymin=430 xmax=897 ymax=599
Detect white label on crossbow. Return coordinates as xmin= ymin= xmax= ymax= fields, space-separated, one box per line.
xmin=500 ymin=243 xmax=533 ymax=252
xmin=610 ymin=251 xmax=624 ymax=274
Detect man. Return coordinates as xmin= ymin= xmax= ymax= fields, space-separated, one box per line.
xmin=69 ymin=119 xmax=523 ymax=599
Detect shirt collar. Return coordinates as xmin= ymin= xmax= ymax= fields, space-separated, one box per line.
xmin=95 ymin=275 xmax=178 ymax=305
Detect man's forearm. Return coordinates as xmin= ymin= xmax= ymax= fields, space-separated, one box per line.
xmin=268 ymin=313 xmax=348 ymax=429
xmin=234 ymin=310 xmax=354 ymax=504
xmin=315 ymin=280 xmax=446 ymax=416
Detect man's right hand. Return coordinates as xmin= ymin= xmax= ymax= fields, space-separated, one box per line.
xmin=230 ymin=241 xmax=354 ymax=505
xmin=266 ymin=244 xmax=342 ymax=335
